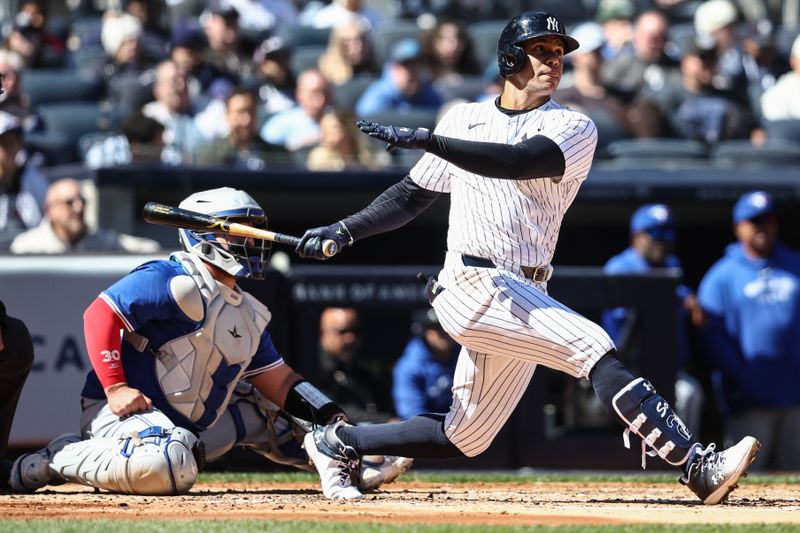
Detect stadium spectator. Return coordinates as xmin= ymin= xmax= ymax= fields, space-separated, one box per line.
xmin=318 ymin=21 xmax=379 ymax=86
xmin=84 ymin=110 xmax=167 ymax=169
xmin=603 ymin=204 xmax=705 ymax=434
xmin=100 ymin=13 xmax=143 ymax=73
xmin=249 ymin=36 xmax=296 ymax=115
xmin=312 ymin=307 xmax=394 ymax=423
xmin=0 ymin=50 xmax=38 ymax=131
xmin=99 ymin=12 xmax=153 ymax=111
xmin=759 ymin=33 xmax=800 ymax=121
xmin=260 ymin=69 xmax=331 ymax=151
xmin=739 ymin=21 xmax=784 ymax=120
xmin=396 ymin=0 xmax=506 ymax=21
xmin=555 ymin=22 xmax=637 ymax=138
xmin=355 ymin=38 xmax=443 ymax=116
xmin=698 ymin=191 xmax=800 ymax=471
xmin=170 ymin=22 xmax=232 ymax=103
xmin=225 ymin=0 xmax=298 ymax=33
xmin=10 ymin=178 xmax=160 ymax=254
xmin=694 ymin=0 xmax=750 ymax=103
xmin=303 ymin=0 xmax=382 ymax=31
xmin=420 ymin=19 xmax=481 ymax=82
xmin=595 ymin=0 xmax=635 ymax=61
xmin=306 ymin=109 xmax=383 ymax=171
xmin=392 ymin=309 xmax=459 ymax=420
xmin=2 ymin=3 xmax=64 ymax=69
xmin=196 ymin=87 xmax=286 ymax=169
xmin=142 ymin=60 xmax=205 ymax=160
xmin=641 ymin=36 xmax=754 ymax=143
xmin=0 ymin=111 xmax=47 ymax=249
xmin=0 ymin=299 xmax=34 ymax=492
xmin=600 ymin=10 xmax=679 ymax=100
xmin=122 ymin=0 xmax=170 ymax=63
xmin=193 ymin=78 xmax=235 ymax=141
xmin=201 ymin=0 xmax=254 ymax=82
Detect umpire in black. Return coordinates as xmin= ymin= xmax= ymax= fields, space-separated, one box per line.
xmin=0 ymin=299 xmax=34 ymax=490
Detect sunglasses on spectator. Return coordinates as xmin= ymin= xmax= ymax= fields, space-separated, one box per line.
xmin=56 ymin=195 xmax=85 ymax=207
xmin=333 ymin=326 xmax=359 ymax=335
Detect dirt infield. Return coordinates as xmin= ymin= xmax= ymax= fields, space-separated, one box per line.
xmin=2 ymin=481 xmax=799 ymax=525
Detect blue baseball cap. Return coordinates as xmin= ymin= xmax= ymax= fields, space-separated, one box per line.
xmin=732 ymin=190 xmax=776 ymax=224
xmin=630 ymin=204 xmax=676 ymax=241
xmin=391 ymin=38 xmax=422 ymax=64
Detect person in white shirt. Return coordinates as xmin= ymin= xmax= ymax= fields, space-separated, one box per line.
xmin=759 ymin=34 xmax=800 ymax=121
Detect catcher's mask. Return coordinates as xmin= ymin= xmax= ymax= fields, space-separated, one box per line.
xmin=178 ymin=187 xmax=271 ymax=279
xmin=497 ymin=11 xmax=579 ymax=77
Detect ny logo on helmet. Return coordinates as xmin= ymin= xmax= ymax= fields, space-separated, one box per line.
xmin=547 ymin=17 xmax=559 ymax=32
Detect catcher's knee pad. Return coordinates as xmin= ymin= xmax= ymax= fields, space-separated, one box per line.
xmin=50 ymin=426 xmax=200 ymax=495
xmin=612 ymin=378 xmax=695 ymax=468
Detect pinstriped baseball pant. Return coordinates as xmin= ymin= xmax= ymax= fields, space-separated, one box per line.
xmin=433 ymin=252 xmax=615 ymax=456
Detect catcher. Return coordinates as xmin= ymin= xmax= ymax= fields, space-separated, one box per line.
xmin=9 ymin=187 xmax=410 ymax=495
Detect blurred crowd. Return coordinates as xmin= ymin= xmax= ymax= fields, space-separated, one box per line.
xmin=1 ymin=1 xmax=799 ymax=251
xmin=0 ymin=0 xmax=797 ymax=178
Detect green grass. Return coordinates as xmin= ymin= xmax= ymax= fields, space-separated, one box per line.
xmin=1 ymin=521 xmax=800 ymax=533
xmin=197 ymin=470 xmax=800 ymax=485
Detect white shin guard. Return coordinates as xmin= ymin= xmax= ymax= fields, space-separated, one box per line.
xmin=50 ymin=426 xmax=200 ymax=495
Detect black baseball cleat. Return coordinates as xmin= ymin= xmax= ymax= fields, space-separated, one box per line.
xmin=303 ymin=421 xmax=363 ymax=500
xmin=680 ymin=436 xmax=760 ymax=505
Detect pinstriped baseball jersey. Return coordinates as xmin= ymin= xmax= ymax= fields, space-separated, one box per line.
xmin=408 ymin=97 xmax=613 ymax=456
xmin=410 ymin=98 xmax=597 ymax=270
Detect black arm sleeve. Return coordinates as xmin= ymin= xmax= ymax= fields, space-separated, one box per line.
xmin=426 ymin=134 xmax=566 ymax=180
xmin=341 ymin=175 xmax=440 ymax=242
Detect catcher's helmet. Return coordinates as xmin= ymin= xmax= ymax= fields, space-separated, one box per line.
xmin=178 ymin=187 xmax=272 ymax=280
xmin=497 ymin=11 xmax=580 ymax=77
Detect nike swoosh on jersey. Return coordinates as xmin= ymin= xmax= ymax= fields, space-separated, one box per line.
xmin=467 ymin=123 xmax=485 ymax=129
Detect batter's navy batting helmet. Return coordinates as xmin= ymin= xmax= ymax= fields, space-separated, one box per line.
xmin=497 ymin=11 xmax=580 ymax=77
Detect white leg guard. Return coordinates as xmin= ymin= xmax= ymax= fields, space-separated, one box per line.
xmin=10 ymin=434 xmax=82 ymax=493
xmin=612 ymin=377 xmax=696 ymax=468
xmin=49 ymin=426 xmax=200 ymax=495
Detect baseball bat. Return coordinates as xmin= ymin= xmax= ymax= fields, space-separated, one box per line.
xmin=142 ymin=202 xmax=338 ymax=257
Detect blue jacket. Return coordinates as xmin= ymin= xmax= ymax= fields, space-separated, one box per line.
xmin=355 ymin=66 xmax=443 ymax=116
xmin=698 ymin=242 xmax=800 ymax=414
xmin=392 ymin=336 xmax=458 ymax=420
xmin=602 ymin=247 xmax=692 ymax=366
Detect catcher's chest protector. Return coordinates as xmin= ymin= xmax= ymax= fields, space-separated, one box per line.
xmin=155 ymin=252 xmax=271 ymax=430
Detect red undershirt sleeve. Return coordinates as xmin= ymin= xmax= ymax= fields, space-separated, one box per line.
xmin=83 ymin=296 xmax=127 ymax=390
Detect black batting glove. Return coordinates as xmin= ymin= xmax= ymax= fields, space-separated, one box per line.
xmin=295 ymin=222 xmax=352 ymax=260
xmin=356 ymin=120 xmax=431 ymax=153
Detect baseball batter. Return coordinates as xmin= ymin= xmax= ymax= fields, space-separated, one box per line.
xmin=297 ymin=11 xmax=760 ymax=503
xmin=8 ymin=187 xmax=409 ymax=496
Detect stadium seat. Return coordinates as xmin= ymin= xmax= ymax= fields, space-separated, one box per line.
xmin=775 ymin=26 xmax=800 ymax=58
xmin=391 ymin=148 xmax=424 ymax=170
xmin=433 ymin=76 xmax=488 ymax=103
xmin=586 ymin=108 xmax=630 ymax=157
xmin=764 ymin=119 xmax=800 ymax=143
xmin=24 ymin=131 xmax=75 ymax=166
xmin=37 ymin=102 xmax=125 ymax=161
xmin=373 ymin=21 xmax=423 ymax=65
xmin=710 ymin=139 xmax=800 ymax=166
xmin=332 ymin=76 xmax=375 ymax=111
xmin=290 ymin=46 xmax=326 ymax=75
xmin=69 ymin=46 xmax=108 ymax=73
xmin=360 ymin=108 xmax=438 ymax=131
xmin=278 ymin=26 xmax=332 ymax=48
xmin=24 ymin=70 xmax=104 ymax=107
xmin=606 ymin=138 xmax=709 ymax=162
xmin=468 ymin=20 xmax=508 ymax=70
xmin=69 ymin=16 xmax=103 ymax=48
